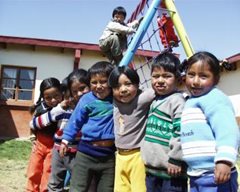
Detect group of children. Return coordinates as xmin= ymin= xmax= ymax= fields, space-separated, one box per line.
xmin=25 ymin=50 xmax=239 ymax=192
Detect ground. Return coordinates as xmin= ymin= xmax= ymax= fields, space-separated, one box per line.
xmin=0 ymin=159 xmax=28 ymax=192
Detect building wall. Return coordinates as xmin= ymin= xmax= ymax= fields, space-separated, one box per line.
xmin=0 ymin=44 xmax=106 ymax=138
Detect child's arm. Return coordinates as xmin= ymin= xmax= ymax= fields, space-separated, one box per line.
xmin=107 ymin=21 xmax=136 ymax=35
xmin=29 ymin=103 xmax=67 ymax=130
xmin=168 ymin=95 xmax=186 ymax=175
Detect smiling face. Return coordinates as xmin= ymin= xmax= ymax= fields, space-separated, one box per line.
xmin=70 ymin=80 xmax=89 ymax=103
xmin=151 ymin=67 xmax=177 ymax=96
xmin=112 ymin=74 xmax=138 ymax=103
xmin=185 ymin=60 xmax=216 ymax=97
xmin=90 ymin=74 xmax=111 ymax=100
xmin=43 ymin=87 xmax=62 ymax=108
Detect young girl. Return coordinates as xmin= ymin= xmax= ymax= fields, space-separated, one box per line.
xmin=26 ymin=77 xmax=62 ymax=192
xmin=60 ymin=61 xmax=115 ymax=192
xmin=180 ymin=51 xmax=239 ymax=192
xmin=141 ymin=52 xmax=188 ymax=192
xmin=29 ymin=69 xmax=90 ymax=191
xmin=108 ymin=66 xmax=155 ymax=192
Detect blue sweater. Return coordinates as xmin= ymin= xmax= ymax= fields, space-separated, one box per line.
xmin=180 ymin=88 xmax=239 ymax=176
xmin=62 ymin=91 xmax=115 ymax=157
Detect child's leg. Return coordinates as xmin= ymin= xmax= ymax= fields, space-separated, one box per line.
xmin=190 ymin=170 xmax=238 ymax=192
xmin=40 ymin=143 xmax=53 ymax=192
xmin=95 ymin=155 xmax=115 ymax=192
xmin=69 ymin=152 xmax=95 ymax=192
xmin=47 ymin=148 xmax=67 ymax=191
xmin=26 ymin=141 xmax=45 ymax=192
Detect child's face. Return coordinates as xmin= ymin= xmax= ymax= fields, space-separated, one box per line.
xmin=90 ymin=74 xmax=111 ymax=100
xmin=43 ymin=87 xmax=62 ymax=108
xmin=70 ymin=81 xmax=89 ymax=103
xmin=112 ymin=74 xmax=138 ymax=103
xmin=185 ymin=61 xmax=215 ymax=97
xmin=113 ymin=13 xmax=125 ymax=23
xmin=151 ymin=67 xmax=177 ymax=96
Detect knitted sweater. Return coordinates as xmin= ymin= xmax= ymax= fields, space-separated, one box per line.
xmin=114 ymin=88 xmax=155 ymax=149
xmin=62 ymin=91 xmax=115 ymax=157
xmin=141 ymin=92 xmax=187 ymax=179
xmin=31 ymin=102 xmax=57 ymax=137
xmin=29 ymin=104 xmax=81 ymax=152
xmin=180 ymin=88 xmax=240 ymax=176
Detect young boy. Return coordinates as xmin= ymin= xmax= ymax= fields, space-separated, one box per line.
xmin=108 ymin=66 xmax=155 ymax=192
xmin=99 ymin=6 xmax=139 ymax=65
xmin=60 ymin=61 xmax=115 ymax=192
xmin=141 ymin=52 xmax=188 ymax=192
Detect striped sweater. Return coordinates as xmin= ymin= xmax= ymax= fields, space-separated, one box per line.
xmin=30 ymin=104 xmax=81 ymax=152
xmin=141 ymin=92 xmax=187 ymax=179
xmin=180 ymin=88 xmax=240 ymax=176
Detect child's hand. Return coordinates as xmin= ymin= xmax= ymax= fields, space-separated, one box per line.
xmin=214 ymin=161 xmax=232 ymax=184
xmin=60 ymin=99 xmax=70 ymax=110
xmin=168 ymin=162 xmax=182 ymax=177
xmin=59 ymin=142 xmax=68 ymax=158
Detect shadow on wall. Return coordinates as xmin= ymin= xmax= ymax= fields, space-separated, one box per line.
xmin=0 ymin=101 xmax=31 ymax=139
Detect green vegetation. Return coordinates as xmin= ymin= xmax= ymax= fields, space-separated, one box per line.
xmin=0 ymin=139 xmax=32 ymax=161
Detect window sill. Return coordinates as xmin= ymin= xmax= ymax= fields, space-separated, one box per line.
xmin=0 ymin=100 xmax=33 ymax=107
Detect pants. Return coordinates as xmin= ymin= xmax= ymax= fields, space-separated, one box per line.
xmin=70 ymin=151 xmax=115 ymax=192
xmin=146 ymin=173 xmax=188 ymax=192
xmin=99 ymin=34 xmax=127 ymax=63
xmin=26 ymin=133 xmax=54 ymax=192
xmin=47 ymin=147 xmax=76 ymax=192
xmin=190 ymin=169 xmax=238 ymax=192
xmin=114 ymin=150 xmax=146 ymax=192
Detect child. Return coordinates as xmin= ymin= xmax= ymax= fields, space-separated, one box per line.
xmin=26 ymin=77 xmax=62 ymax=192
xmin=99 ymin=6 xmax=139 ymax=65
xmin=60 ymin=61 xmax=115 ymax=192
xmin=108 ymin=66 xmax=155 ymax=192
xmin=29 ymin=69 xmax=90 ymax=191
xmin=141 ymin=52 xmax=188 ymax=192
xmin=180 ymin=51 xmax=239 ymax=192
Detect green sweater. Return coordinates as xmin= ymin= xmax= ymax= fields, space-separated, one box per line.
xmin=141 ymin=92 xmax=187 ymax=179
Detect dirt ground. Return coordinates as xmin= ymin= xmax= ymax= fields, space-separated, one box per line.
xmin=0 ymin=159 xmax=28 ymax=192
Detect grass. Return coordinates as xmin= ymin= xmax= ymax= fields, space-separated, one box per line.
xmin=0 ymin=139 xmax=32 ymax=161
xmin=0 ymin=139 xmax=32 ymax=192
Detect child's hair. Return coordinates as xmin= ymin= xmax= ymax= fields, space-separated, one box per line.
xmin=88 ymin=61 xmax=114 ymax=80
xmin=108 ymin=66 xmax=140 ymax=88
xmin=29 ymin=77 xmax=61 ymax=114
xmin=151 ymin=52 xmax=181 ymax=79
xmin=184 ymin=51 xmax=220 ymax=84
xmin=67 ymin=69 xmax=89 ymax=96
xmin=112 ymin=6 xmax=126 ymax=19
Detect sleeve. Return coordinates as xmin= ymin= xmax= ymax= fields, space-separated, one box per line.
xmin=168 ymin=95 xmax=186 ymax=166
xmin=203 ymin=92 xmax=239 ymax=164
xmin=107 ymin=21 xmax=136 ymax=34
xmin=62 ymin=97 xmax=88 ymax=142
xmin=29 ymin=104 xmax=66 ymax=130
xmin=127 ymin=20 xmax=139 ymax=29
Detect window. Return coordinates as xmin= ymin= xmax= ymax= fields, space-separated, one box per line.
xmin=0 ymin=65 xmax=36 ymax=102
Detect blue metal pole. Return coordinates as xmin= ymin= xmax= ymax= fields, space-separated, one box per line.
xmin=119 ymin=0 xmax=162 ymax=66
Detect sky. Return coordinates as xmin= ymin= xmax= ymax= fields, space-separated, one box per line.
xmin=0 ymin=0 xmax=239 ymax=62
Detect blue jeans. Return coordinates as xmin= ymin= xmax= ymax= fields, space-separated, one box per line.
xmin=146 ymin=173 xmax=188 ymax=192
xmin=190 ymin=170 xmax=238 ymax=192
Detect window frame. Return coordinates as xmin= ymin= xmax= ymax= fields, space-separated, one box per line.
xmin=0 ymin=65 xmax=37 ymax=106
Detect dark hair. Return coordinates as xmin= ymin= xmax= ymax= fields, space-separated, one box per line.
xmin=108 ymin=66 xmax=140 ymax=88
xmin=185 ymin=51 xmax=220 ymax=84
xmin=151 ymin=52 xmax=181 ymax=79
xmin=29 ymin=77 xmax=61 ymax=114
xmin=67 ymin=69 xmax=89 ymax=96
xmin=88 ymin=61 xmax=114 ymax=80
xmin=112 ymin=6 xmax=126 ymax=19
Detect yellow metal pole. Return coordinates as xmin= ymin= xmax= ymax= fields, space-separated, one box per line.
xmin=164 ymin=0 xmax=194 ymax=57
